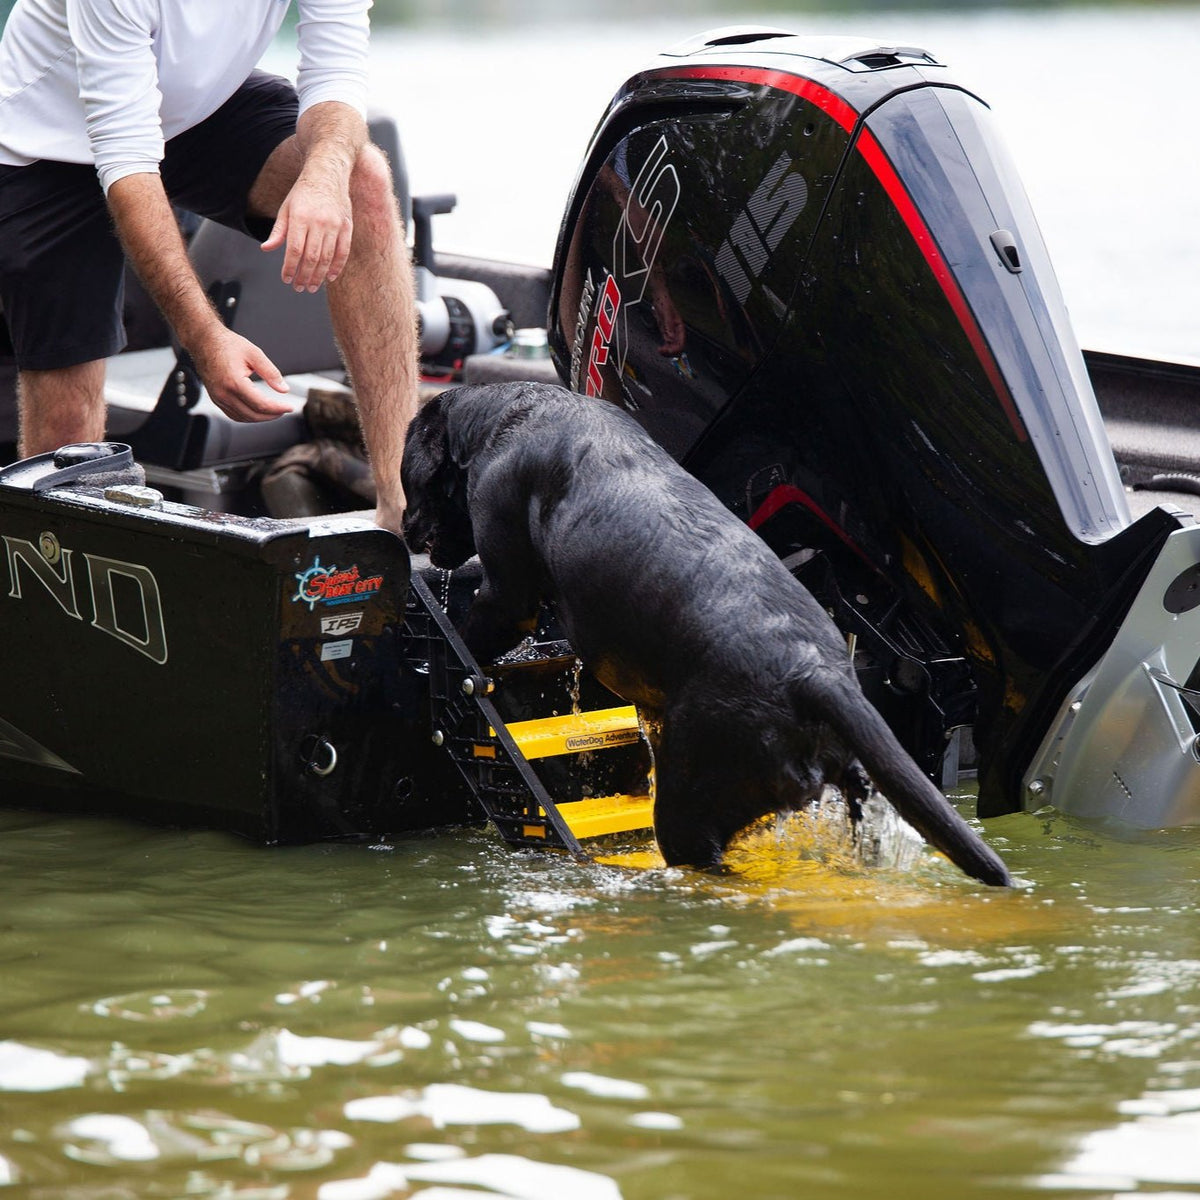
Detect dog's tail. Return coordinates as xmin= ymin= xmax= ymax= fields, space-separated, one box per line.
xmin=814 ymin=677 xmax=1013 ymax=887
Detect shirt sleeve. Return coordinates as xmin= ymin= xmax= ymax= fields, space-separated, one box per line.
xmin=66 ymin=0 xmax=164 ymax=193
xmin=294 ymin=0 xmax=372 ymax=120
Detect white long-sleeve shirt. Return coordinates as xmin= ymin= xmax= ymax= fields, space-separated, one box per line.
xmin=0 ymin=0 xmax=371 ymax=192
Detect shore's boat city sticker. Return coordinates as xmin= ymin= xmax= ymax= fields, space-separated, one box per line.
xmin=293 ymin=557 xmax=383 ymax=612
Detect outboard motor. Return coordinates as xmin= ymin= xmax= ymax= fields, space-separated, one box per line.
xmin=548 ymin=28 xmax=1200 ymax=827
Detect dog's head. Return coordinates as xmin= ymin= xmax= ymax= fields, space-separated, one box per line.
xmin=403 ymin=382 xmax=570 ymax=567
xmin=401 ymin=391 xmax=477 ymax=569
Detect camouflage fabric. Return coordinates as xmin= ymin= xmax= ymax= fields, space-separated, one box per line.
xmin=260 ymin=387 xmax=376 ymax=518
xmin=303 ymin=385 xmax=367 ymax=450
xmin=259 ymin=383 xmax=455 ymax=518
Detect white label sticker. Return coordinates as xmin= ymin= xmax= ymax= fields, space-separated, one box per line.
xmin=321 ymin=639 xmax=353 ymax=661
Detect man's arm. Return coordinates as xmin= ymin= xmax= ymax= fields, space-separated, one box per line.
xmin=107 ymin=173 xmax=293 ymax=421
xmin=261 ymin=101 xmax=362 ymax=293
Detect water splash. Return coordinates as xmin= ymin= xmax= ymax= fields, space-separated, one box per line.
xmin=568 ymin=657 xmax=583 ymax=714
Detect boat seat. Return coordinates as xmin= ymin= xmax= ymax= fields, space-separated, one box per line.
xmin=104 ymin=343 xmax=331 ymax=458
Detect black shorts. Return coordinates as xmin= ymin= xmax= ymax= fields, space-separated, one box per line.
xmin=0 ymin=71 xmax=299 ymax=370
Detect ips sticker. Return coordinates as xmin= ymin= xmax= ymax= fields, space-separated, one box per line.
xmin=320 ymin=610 xmax=364 ymax=637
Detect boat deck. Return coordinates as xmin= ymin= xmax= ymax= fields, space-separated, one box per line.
xmin=1086 ymin=349 xmax=1200 ymax=523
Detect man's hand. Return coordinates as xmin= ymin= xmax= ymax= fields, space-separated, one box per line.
xmin=108 ymin=172 xmax=292 ymax=425
xmin=188 ymin=325 xmax=293 ymax=422
xmin=261 ymin=168 xmax=354 ymax=293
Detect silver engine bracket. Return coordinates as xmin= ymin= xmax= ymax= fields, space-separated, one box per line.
xmin=1024 ymin=517 xmax=1200 ymax=826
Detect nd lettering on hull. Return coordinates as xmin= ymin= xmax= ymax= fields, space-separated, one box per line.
xmin=4 ymin=534 xmax=169 ymax=665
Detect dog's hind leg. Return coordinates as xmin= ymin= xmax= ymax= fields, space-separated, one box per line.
xmin=652 ymin=712 xmax=774 ymax=869
xmin=654 ymin=781 xmax=725 ymax=870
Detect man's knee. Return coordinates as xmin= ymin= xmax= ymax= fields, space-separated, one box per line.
xmin=349 ymin=145 xmax=402 ymax=236
xmin=19 ymin=361 xmax=108 ymax=416
xmin=17 ymin=360 xmax=108 ymax=457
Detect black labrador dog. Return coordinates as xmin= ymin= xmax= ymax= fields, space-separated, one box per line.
xmin=402 ymin=382 xmax=1011 ymax=887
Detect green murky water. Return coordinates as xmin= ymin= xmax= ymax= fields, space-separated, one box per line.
xmin=2 ymin=794 xmax=1198 ymax=1198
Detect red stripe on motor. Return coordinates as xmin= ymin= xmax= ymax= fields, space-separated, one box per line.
xmin=748 ymin=484 xmax=875 ymax=568
xmin=854 ymin=129 xmax=1026 ymax=441
xmin=666 ymin=64 xmax=859 ymax=132
xmin=653 ymin=65 xmax=1028 ymax=442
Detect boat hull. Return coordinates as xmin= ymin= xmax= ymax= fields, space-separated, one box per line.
xmin=0 ymin=453 xmax=482 ymax=841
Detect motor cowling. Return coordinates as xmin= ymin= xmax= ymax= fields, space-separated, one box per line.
xmin=548 ymin=28 xmax=1180 ymax=816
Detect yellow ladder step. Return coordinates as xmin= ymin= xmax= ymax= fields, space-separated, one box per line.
xmin=558 ymin=793 xmax=655 ymax=839
xmin=506 ymin=706 xmax=642 ymax=760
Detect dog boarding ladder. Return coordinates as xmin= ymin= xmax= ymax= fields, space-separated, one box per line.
xmin=403 ymin=573 xmax=654 ymax=856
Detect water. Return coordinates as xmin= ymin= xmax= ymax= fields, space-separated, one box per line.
xmin=3 ymin=798 xmax=1200 ymax=1197
xmin=7 ymin=5 xmax=1200 ymax=1196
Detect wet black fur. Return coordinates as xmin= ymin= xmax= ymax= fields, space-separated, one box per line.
xmin=403 ymin=382 xmax=1011 ymax=886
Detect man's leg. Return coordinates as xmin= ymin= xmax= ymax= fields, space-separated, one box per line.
xmin=249 ymin=137 xmax=418 ymax=532
xmin=18 ymin=360 xmax=107 ymax=458
xmin=0 ymin=160 xmax=128 ymax=460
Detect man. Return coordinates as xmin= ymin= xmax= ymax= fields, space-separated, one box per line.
xmin=0 ymin=0 xmax=417 ymax=533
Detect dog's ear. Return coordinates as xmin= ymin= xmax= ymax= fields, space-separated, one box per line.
xmin=402 ymin=394 xmax=452 ymax=496
xmin=443 ymin=385 xmax=507 ymax=470
xmin=409 ymin=386 xmax=475 ymax=472
xmin=427 ymin=396 xmax=471 ymax=500
xmin=447 ymin=422 xmax=474 ymax=471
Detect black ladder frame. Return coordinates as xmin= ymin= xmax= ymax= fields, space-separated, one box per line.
xmin=401 ymin=572 xmax=589 ymax=859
